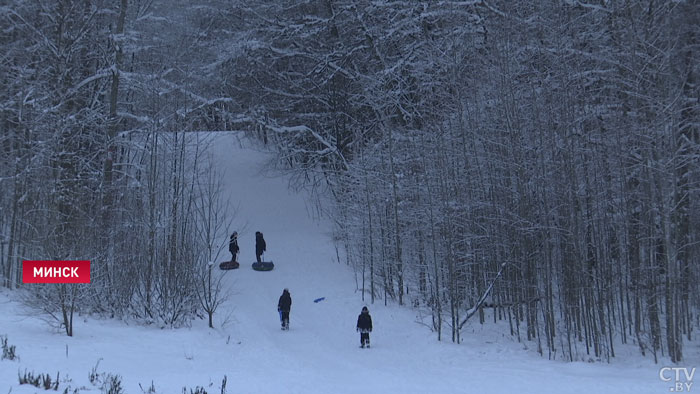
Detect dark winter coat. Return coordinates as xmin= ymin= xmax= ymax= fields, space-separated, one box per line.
xmin=229 ymin=235 xmax=239 ymax=254
xmin=357 ymin=311 xmax=372 ymax=332
xmin=255 ymin=232 xmax=266 ymax=256
xmin=278 ymin=290 xmax=292 ymax=312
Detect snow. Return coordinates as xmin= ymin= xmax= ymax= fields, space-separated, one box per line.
xmin=0 ymin=132 xmax=688 ymax=393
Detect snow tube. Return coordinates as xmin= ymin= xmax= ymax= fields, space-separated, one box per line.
xmin=219 ymin=261 xmax=240 ymax=270
xmin=252 ymin=261 xmax=274 ymax=271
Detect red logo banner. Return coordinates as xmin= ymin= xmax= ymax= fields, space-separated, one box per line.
xmin=22 ymin=260 xmax=91 ymax=284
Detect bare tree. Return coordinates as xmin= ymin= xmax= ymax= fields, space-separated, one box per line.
xmin=193 ymin=151 xmax=235 ymax=328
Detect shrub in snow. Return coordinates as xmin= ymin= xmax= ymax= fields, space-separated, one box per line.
xmin=18 ymin=369 xmax=59 ymax=390
xmin=182 ymin=387 xmax=208 ymax=394
xmin=87 ymin=359 xmax=124 ymax=394
xmin=103 ymin=374 xmax=124 ymax=394
xmin=1 ymin=335 xmax=18 ymax=361
xmin=139 ymin=381 xmax=157 ymax=393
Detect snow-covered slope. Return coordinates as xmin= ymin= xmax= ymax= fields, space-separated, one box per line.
xmin=0 ymin=133 xmax=684 ymax=393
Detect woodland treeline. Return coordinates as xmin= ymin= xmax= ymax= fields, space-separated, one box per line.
xmin=1 ymin=1 xmax=698 ymax=363
xmin=0 ymin=0 xmax=238 ymax=333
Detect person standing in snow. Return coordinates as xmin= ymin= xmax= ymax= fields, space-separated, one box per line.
xmin=356 ymin=306 xmax=373 ymax=348
xmin=255 ymin=231 xmax=266 ymax=263
xmin=278 ymin=288 xmax=292 ymax=330
xmin=229 ymin=231 xmax=239 ymax=263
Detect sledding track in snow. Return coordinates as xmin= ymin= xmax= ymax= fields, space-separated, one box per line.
xmin=206 ymin=133 xmax=671 ymax=394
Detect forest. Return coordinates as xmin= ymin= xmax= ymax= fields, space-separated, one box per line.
xmin=0 ymin=0 xmax=697 ymax=363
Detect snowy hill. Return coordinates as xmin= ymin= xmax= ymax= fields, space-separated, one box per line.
xmin=0 ymin=133 xmax=685 ymax=393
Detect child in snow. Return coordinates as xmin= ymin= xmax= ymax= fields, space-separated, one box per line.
xmin=229 ymin=231 xmax=239 ymax=263
xmin=278 ymin=288 xmax=292 ymax=330
xmin=356 ymin=306 xmax=373 ymax=348
xmin=255 ymin=231 xmax=266 ymax=263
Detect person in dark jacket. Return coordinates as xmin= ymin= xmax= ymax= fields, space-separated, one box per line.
xmin=228 ymin=231 xmax=239 ymax=263
xmin=277 ymin=288 xmax=292 ymax=330
xmin=255 ymin=231 xmax=266 ymax=263
xmin=356 ymin=306 xmax=373 ymax=348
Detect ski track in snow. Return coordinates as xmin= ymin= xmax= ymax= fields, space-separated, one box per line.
xmin=0 ymin=132 xmax=689 ymax=394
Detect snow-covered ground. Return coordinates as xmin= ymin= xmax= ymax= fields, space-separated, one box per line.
xmin=0 ymin=132 xmax=691 ymax=393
